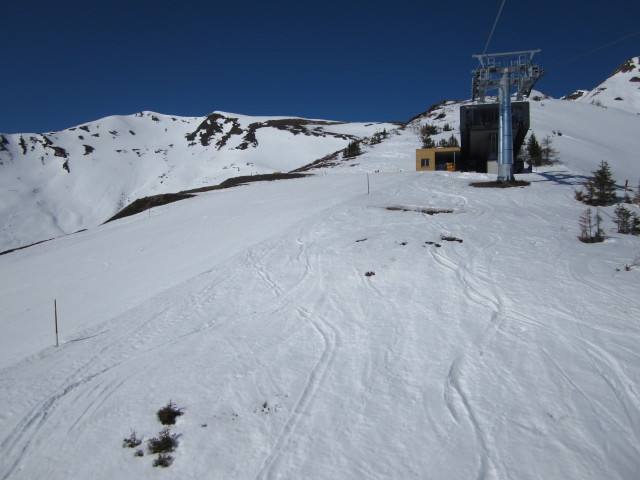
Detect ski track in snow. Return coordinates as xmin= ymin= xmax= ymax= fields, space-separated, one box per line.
xmin=1 ymin=172 xmax=640 ymax=479
xmin=250 ymin=220 xmax=343 ymax=480
xmin=0 ymin=246 xmax=258 ymax=479
xmin=253 ymin=308 xmax=338 ymax=480
xmin=429 ymin=193 xmax=503 ymax=479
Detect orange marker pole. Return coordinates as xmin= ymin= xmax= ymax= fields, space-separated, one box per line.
xmin=54 ymin=299 xmax=59 ymax=347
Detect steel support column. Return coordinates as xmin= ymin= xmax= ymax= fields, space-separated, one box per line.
xmin=498 ymin=69 xmax=514 ymax=181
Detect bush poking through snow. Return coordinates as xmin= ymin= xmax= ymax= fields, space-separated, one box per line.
xmin=122 ymin=430 xmax=142 ymax=449
xmin=147 ymin=428 xmax=178 ymax=454
xmin=157 ymin=400 xmax=183 ymax=425
xmin=153 ymin=454 xmax=174 ymax=468
xmin=122 ymin=406 xmax=184 ymax=467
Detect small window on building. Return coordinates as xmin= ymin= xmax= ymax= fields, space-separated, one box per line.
xmin=421 ymin=158 xmax=429 ymax=167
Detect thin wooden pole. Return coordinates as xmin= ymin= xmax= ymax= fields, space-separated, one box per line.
xmin=54 ymin=299 xmax=59 ymax=347
xmin=367 ymin=173 xmax=370 ymax=195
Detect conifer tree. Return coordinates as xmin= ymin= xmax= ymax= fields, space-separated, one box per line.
xmin=631 ymin=214 xmax=640 ymax=235
xmin=540 ymin=135 xmax=559 ymax=165
xmin=527 ymin=133 xmax=543 ymax=167
xmin=590 ymin=160 xmax=617 ymax=205
xmin=344 ymin=140 xmax=361 ymax=158
xmin=614 ymin=205 xmax=632 ymax=233
xmin=576 ymin=160 xmax=617 ymax=206
xmin=422 ymin=136 xmax=436 ymax=148
xmin=578 ymin=208 xmax=604 ymax=243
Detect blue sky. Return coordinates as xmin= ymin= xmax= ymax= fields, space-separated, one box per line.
xmin=1 ymin=0 xmax=638 ymax=133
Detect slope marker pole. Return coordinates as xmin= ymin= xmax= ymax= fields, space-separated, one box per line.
xmin=54 ymin=299 xmax=59 ymax=347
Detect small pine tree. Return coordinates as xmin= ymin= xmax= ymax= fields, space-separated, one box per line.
xmin=419 ymin=123 xmax=439 ymax=149
xmin=447 ymin=134 xmax=459 ymax=147
xmin=576 ymin=160 xmax=617 ymax=206
xmin=422 ymin=136 xmax=436 ymax=148
xmin=595 ymin=208 xmax=603 ymax=241
xmin=420 ymin=124 xmax=439 ymax=136
xmin=527 ymin=133 xmax=543 ymax=167
xmin=591 ymin=160 xmax=617 ymax=205
xmin=343 ymin=140 xmax=361 ymax=158
xmin=634 ymin=178 xmax=640 ymax=204
xmin=578 ymin=208 xmax=604 ymax=243
xmin=370 ymin=129 xmax=388 ymax=145
xmin=540 ymin=135 xmax=559 ymax=165
xmin=614 ymin=205 xmax=632 ymax=233
xmin=578 ymin=208 xmax=593 ymax=241
xmin=631 ymin=214 xmax=640 ymax=235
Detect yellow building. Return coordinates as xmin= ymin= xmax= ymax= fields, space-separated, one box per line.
xmin=415 ymin=147 xmax=460 ymax=171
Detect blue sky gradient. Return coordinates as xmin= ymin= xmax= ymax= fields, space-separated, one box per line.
xmin=1 ymin=0 xmax=639 ymax=133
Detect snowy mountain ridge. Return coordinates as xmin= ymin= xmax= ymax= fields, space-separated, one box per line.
xmin=0 ymin=111 xmax=398 ymax=251
xmin=562 ymin=56 xmax=640 ymax=113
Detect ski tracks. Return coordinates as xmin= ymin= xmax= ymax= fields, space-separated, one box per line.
xmin=253 ymin=307 xmax=339 ymax=480
xmin=0 ymin=362 xmax=127 ymax=480
xmin=427 ymin=207 xmax=508 ymax=479
xmin=247 ymin=247 xmax=283 ymax=298
xmin=0 ymin=259 xmax=253 ymax=479
xmin=250 ymin=228 xmax=342 ymax=480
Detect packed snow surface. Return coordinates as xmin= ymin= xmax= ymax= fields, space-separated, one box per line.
xmin=1 ymin=166 xmax=639 ymax=479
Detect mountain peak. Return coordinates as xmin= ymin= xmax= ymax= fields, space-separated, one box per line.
xmin=562 ymin=56 xmax=640 ymax=113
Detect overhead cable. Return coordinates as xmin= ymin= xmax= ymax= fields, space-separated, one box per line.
xmin=482 ymin=0 xmax=506 ymax=55
xmin=549 ymin=29 xmax=640 ymax=70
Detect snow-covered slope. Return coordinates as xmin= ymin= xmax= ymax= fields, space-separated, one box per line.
xmin=0 ymin=112 xmax=397 ymax=252
xmin=1 ymin=165 xmax=639 ymax=479
xmin=562 ymin=56 xmax=640 ymax=114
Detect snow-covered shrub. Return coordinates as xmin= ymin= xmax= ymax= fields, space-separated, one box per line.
xmin=122 ymin=430 xmax=142 ymax=449
xmin=147 ymin=427 xmax=178 ymax=454
xmin=153 ymin=454 xmax=174 ymax=468
xmin=157 ymin=400 xmax=183 ymax=425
